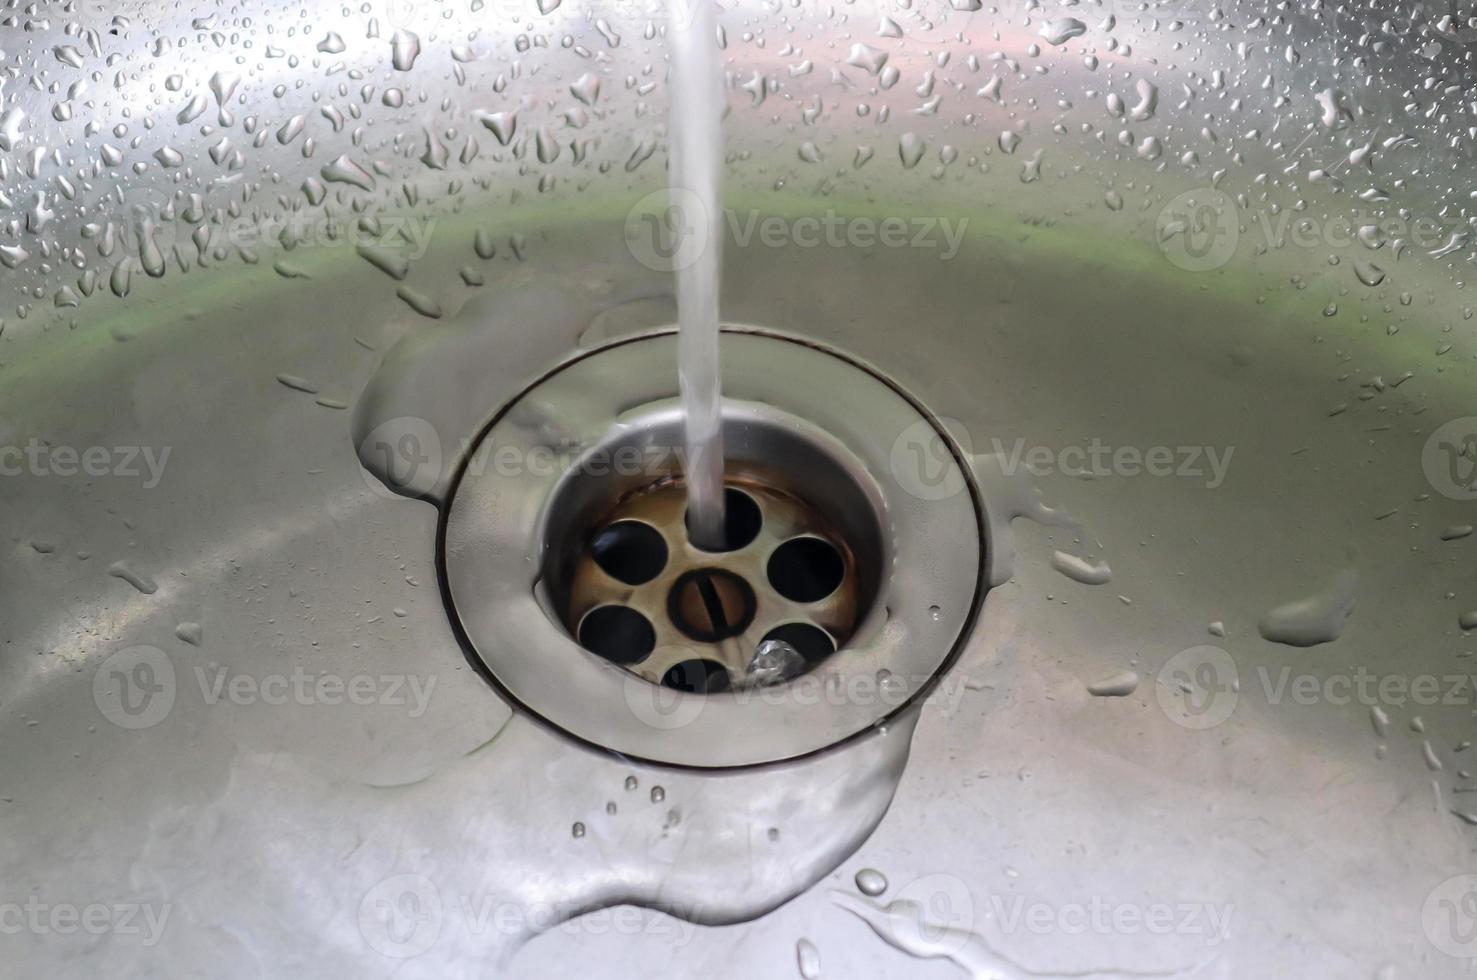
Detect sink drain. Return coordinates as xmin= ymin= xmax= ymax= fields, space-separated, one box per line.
xmin=564 ymin=460 xmax=874 ymax=690
xmin=440 ymin=328 xmax=985 ymax=768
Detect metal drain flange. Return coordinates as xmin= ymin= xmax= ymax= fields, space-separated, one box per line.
xmin=440 ymin=328 xmax=985 ymax=768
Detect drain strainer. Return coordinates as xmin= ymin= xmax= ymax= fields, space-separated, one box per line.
xmin=440 ymin=328 xmax=985 ymax=768
xmin=567 ymin=468 xmax=872 ymax=691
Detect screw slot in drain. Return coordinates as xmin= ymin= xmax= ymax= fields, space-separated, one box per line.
xmin=440 ymin=328 xmax=986 ymax=768
xmin=667 ymin=567 xmax=758 ymax=642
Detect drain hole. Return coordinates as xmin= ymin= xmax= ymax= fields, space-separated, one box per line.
xmin=577 ymin=605 xmax=656 ymax=664
xmin=759 ymin=622 xmax=836 ymax=666
xmin=767 ymin=536 xmax=846 ymax=603
xmin=667 ymin=568 xmax=757 ymax=642
xmin=661 ymin=659 xmax=731 ymax=694
xmin=685 ymin=487 xmax=762 ymax=553
xmin=591 ymin=520 xmax=668 ymax=585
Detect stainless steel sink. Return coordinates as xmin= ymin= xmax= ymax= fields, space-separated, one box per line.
xmin=3 ymin=1 xmax=1476 ymax=977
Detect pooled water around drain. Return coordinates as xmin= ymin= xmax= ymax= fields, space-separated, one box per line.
xmin=349 ymin=256 xmax=1121 ymax=967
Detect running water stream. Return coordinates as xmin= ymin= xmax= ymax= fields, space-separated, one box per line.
xmin=667 ymin=0 xmax=727 ymax=549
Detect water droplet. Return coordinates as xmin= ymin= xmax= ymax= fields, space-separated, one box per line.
xmin=854 ymin=868 xmax=888 ymax=896
xmin=1129 ymin=79 xmax=1158 ymax=121
xmin=1039 ymin=18 xmax=1087 ymax=45
xmin=846 ymin=43 xmax=888 ymax=76
xmin=898 ymin=132 xmax=925 ymax=169
xmin=570 ymin=72 xmax=601 ymax=106
xmin=108 ymin=560 xmax=158 ymax=595
xmin=1258 ymin=569 xmax=1357 ymax=647
xmin=390 ymin=29 xmax=421 ymax=71
xmin=796 ymin=938 xmax=821 ymax=979
xmin=476 ymin=110 xmax=518 ymax=146
xmin=1354 ymin=259 xmax=1386 ymax=287
xmin=1051 ymin=551 xmax=1111 ymax=585
xmin=1087 ymin=670 xmax=1140 ymax=697
xmin=321 ymin=155 xmax=377 ymax=192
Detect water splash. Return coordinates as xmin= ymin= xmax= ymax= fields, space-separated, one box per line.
xmin=129 ymin=711 xmax=922 ymax=971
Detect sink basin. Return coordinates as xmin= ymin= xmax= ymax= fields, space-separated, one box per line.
xmin=2 ymin=2 xmax=1474 ymax=977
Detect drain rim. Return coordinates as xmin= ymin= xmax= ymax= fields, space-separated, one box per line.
xmin=437 ymin=326 xmax=988 ymax=769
